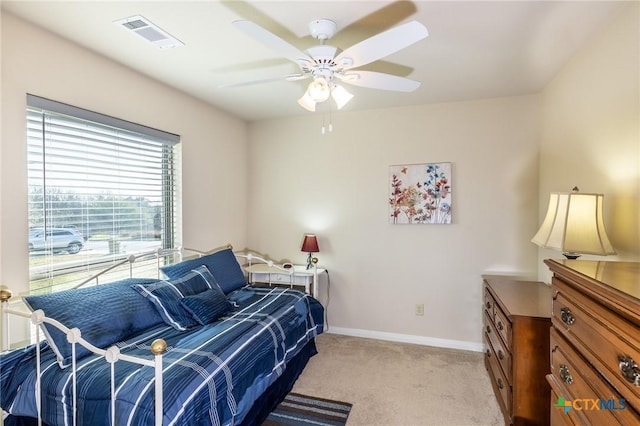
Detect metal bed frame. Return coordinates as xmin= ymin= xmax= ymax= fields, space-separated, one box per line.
xmin=0 ymin=245 xmax=316 ymax=426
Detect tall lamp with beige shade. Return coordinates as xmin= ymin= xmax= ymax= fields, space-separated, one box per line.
xmin=531 ymin=187 xmax=616 ymax=259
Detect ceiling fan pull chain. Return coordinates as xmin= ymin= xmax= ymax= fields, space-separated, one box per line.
xmin=321 ymin=106 xmax=334 ymax=135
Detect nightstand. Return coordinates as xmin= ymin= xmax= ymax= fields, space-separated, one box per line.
xmin=245 ymin=264 xmax=325 ymax=297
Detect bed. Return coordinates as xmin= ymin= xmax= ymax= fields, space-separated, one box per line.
xmin=0 ymin=246 xmax=324 ymax=426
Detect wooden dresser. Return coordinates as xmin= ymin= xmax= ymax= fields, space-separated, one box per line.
xmin=483 ymin=278 xmax=552 ymax=425
xmin=545 ymin=259 xmax=640 ymax=425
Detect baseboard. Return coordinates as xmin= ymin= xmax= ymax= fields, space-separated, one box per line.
xmin=326 ymin=326 xmax=484 ymax=353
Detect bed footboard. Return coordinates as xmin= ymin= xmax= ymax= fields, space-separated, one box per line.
xmin=0 ymin=249 xmax=179 ymax=426
xmin=1 ymin=291 xmax=166 ymax=426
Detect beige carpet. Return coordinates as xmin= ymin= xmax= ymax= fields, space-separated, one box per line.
xmin=291 ymin=333 xmax=503 ymax=426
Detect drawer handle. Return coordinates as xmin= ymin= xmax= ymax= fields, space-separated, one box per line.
xmin=497 ymin=321 xmax=504 ymax=331
xmin=560 ymin=307 xmax=575 ymax=325
xmin=486 ymin=325 xmax=491 ymax=334
xmin=498 ymin=349 xmax=505 ymax=360
xmin=559 ymin=364 xmax=574 ymax=385
xmin=618 ymin=355 xmax=640 ymax=387
xmin=486 ymin=349 xmax=491 ymax=358
xmin=497 ymin=378 xmax=504 ymax=389
xmin=485 ymin=301 xmax=492 ymax=309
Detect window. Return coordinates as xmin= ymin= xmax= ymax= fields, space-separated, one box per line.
xmin=27 ymin=94 xmax=181 ymax=294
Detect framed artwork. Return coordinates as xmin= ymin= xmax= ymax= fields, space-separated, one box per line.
xmin=389 ymin=162 xmax=452 ymax=224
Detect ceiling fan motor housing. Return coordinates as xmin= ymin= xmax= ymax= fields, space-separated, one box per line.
xmin=302 ymin=45 xmax=339 ymax=79
xmin=309 ymin=19 xmax=337 ymax=41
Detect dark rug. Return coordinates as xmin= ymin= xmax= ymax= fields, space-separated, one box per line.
xmin=262 ymin=393 xmax=352 ymax=426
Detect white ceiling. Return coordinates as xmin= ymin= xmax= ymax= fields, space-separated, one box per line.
xmin=2 ymin=1 xmax=627 ymax=122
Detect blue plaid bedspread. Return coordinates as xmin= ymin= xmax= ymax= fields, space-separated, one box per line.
xmin=0 ymin=286 xmax=324 ymax=426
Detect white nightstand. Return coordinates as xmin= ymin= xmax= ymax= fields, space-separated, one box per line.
xmin=245 ymin=264 xmax=325 ymax=297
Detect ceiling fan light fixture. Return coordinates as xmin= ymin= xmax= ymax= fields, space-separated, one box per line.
xmin=307 ymin=77 xmax=331 ymax=102
xmin=298 ymin=92 xmax=316 ymax=112
xmin=331 ymin=84 xmax=353 ymax=109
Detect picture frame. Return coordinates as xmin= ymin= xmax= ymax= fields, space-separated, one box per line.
xmin=389 ymin=162 xmax=452 ymax=224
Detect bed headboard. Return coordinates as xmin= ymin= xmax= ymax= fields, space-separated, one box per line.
xmin=0 ymin=244 xmax=309 ymax=350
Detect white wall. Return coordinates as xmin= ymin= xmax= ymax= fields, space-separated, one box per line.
xmin=0 ymin=12 xmax=249 ymax=299
xmin=537 ymin=2 xmax=640 ymax=280
xmin=247 ymin=96 xmax=541 ymax=350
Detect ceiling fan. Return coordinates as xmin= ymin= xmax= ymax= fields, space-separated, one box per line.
xmin=230 ymin=18 xmax=429 ymax=112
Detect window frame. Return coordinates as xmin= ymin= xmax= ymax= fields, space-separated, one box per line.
xmin=26 ymin=94 xmax=181 ymax=293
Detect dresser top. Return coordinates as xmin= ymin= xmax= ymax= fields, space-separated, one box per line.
xmin=545 ymin=259 xmax=640 ymax=300
xmin=545 ymin=259 xmax=640 ymax=324
xmin=483 ymin=279 xmax=552 ymax=318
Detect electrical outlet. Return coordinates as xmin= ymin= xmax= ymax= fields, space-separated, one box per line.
xmin=415 ymin=303 xmax=424 ymax=316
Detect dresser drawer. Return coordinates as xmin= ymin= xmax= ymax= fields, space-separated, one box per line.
xmin=484 ymin=284 xmax=512 ymax=348
xmin=493 ymin=303 xmax=511 ymax=348
xmin=485 ymin=334 xmax=511 ymax=418
xmin=485 ymin=312 xmax=512 ymax=383
xmin=549 ymin=328 xmax=640 ymax=425
xmin=484 ymin=287 xmax=496 ymax=318
xmin=251 ymin=272 xmax=311 ymax=286
xmin=552 ymin=278 xmax=640 ymax=412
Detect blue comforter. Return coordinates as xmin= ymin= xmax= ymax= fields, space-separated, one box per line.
xmin=0 ymin=286 xmax=324 ymax=426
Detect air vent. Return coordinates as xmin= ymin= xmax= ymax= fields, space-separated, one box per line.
xmin=114 ymin=15 xmax=184 ymax=49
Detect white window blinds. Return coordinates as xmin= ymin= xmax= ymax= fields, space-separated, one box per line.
xmin=26 ymin=94 xmax=180 ymax=293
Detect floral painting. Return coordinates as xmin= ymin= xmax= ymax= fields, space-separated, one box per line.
xmin=389 ymin=162 xmax=452 ymax=224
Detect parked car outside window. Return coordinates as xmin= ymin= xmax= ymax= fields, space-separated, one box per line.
xmin=29 ymin=228 xmax=84 ymax=254
xmin=61 ymin=224 xmax=88 ymax=241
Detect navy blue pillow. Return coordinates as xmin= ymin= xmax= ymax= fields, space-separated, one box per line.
xmin=160 ymin=248 xmax=247 ymax=294
xmin=181 ymin=287 xmax=233 ymax=325
xmin=23 ymin=278 xmax=164 ymax=369
xmin=132 ymin=266 xmax=218 ymax=330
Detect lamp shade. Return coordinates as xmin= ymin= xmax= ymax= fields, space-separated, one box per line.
xmin=297 ymin=91 xmax=316 ymax=112
xmin=301 ymin=234 xmax=320 ymax=253
xmin=307 ymin=78 xmax=331 ymax=102
xmin=531 ymin=190 xmax=615 ymax=257
xmin=331 ymin=84 xmax=353 ymax=110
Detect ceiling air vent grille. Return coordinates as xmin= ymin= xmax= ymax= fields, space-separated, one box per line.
xmin=114 ymin=15 xmax=184 ymax=49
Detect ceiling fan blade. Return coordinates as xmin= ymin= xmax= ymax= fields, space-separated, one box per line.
xmin=335 ymin=21 xmax=428 ymax=70
xmin=338 ymin=71 xmax=421 ymax=92
xmin=233 ymin=20 xmax=313 ymax=65
xmin=219 ymin=74 xmax=308 ymax=88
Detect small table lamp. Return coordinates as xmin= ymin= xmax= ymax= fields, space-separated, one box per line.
xmin=531 ymin=187 xmax=615 ymax=259
xmin=301 ymin=234 xmax=320 ymax=269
